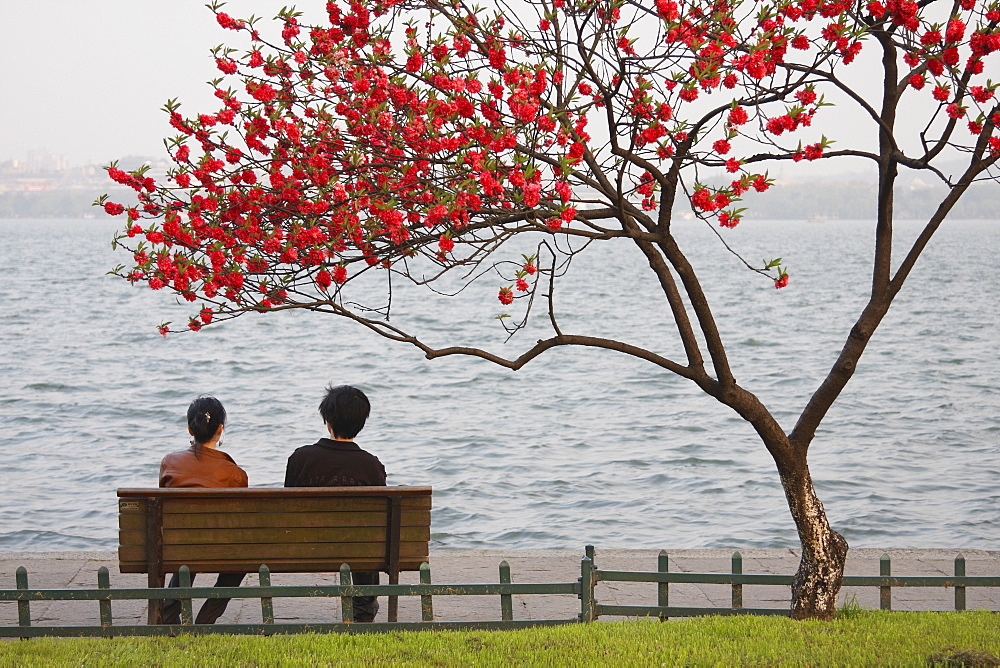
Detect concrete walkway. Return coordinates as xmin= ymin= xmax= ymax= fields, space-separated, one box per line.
xmin=2 ymin=548 xmax=998 ymax=628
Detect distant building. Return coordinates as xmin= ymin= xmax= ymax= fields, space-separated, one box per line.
xmin=25 ymin=149 xmax=70 ymax=173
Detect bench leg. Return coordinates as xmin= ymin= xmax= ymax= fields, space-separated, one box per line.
xmin=388 ymin=571 xmax=399 ymax=623
xmin=147 ymin=572 xmax=165 ymax=625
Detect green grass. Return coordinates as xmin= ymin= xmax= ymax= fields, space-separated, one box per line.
xmin=1 ymin=612 xmax=997 ymax=667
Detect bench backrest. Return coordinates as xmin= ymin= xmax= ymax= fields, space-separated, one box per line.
xmin=117 ymin=486 xmax=432 ymax=576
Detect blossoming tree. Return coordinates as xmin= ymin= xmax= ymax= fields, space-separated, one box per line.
xmin=101 ymin=0 xmax=999 ymax=618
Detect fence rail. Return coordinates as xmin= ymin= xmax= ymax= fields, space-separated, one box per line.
xmin=2 ymin=547 xmax=997 ymax=637
xmin=584 ymin=547 xmax=1000 ymax=620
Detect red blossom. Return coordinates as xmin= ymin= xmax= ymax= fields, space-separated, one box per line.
xmin=945 ymin=19 xmax=965 ymax=43
xmin=405 ymin=52 xmax=423 ymax=73
xmin=795 ymin=88 xmax=817 ymax=105
xmin=713 ymin=139 xmax=731 ymax=155
xmin=969 ymin=86 xmax=995 ymax=104
xmin=104 ymin=202 xmax=125 ymax=216
xmin=718 ymin=212 xmax=740 ymax=228
xmin=215 ymin=12 xmax=244 ymax=30
xmin=216 ymin=58 xmax=238 ymax=75
xmin=678 ymin=87 xmax=699 ymax=102
xmin=774 ymin=273 xmax=789 ymax=289
xmin=515 ymin=277 xmax=529 ymax=292
xmin=803 ymin=142 xmax=824 ymax=160
xmin=692 ymin=188 xmax=716 ymax=211
xmin=498 ymin=286 xmax=514 ymax=305
xmin=316 ymin=269 xmax=332 ymax=289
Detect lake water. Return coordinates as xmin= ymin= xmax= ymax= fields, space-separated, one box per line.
xmin=0 ymin=218 xmax=997 ymax=552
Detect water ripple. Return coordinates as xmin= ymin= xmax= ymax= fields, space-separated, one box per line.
xmin=0 ymin=218 xmax=997 ymax=551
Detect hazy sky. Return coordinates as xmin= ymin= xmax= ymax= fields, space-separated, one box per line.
xmin=1 ymin=1 xmax=323 ymax=167
xmin=0 ymin=1 xmax=958 ymax=179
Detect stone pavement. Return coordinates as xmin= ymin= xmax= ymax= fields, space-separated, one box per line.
xmin=1 ymin=548 xmax=997 ymax=628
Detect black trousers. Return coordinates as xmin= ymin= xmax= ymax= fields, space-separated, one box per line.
xmin=162 ymin=572 xmax=246 ymax=625
xmin=352 ymin=571 xmax=380 ymax=622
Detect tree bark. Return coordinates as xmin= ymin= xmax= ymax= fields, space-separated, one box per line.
xmin=776 ymin=449 xmax=849 ymax=620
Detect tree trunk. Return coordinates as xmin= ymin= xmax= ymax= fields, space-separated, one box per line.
xmin=777 ymin=452 xmax=849 ymax=620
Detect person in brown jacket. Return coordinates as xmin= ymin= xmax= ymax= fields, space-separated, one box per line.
xmin=159 ymin=395 xmax=247 ymax=625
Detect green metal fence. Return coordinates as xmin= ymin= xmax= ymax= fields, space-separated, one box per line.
xmin=583 ymin=546 xmax=1000 ymax=620
xmin=1 ymin=561 xmax=579 ymax=637
xmin=2 ymin=547 xmax=997 ymax=637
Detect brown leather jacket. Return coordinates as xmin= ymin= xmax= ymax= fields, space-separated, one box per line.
xmin=159 ymin=446 xmax=249 ymax=488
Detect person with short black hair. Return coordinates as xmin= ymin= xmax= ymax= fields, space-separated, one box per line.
xmin=284 ymin=385 xmax=386 ymax=622
xmin=159 ymin=395 xmax=247 ymax=625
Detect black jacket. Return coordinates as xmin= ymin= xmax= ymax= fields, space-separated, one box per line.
xmin=284 ymin=438 xmax=387 ymax=487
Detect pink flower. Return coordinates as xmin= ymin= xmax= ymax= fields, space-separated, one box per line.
xmin=523 ymin=183 xmax=541 ymax=207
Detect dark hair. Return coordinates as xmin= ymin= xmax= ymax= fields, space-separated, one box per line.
xmin=187 ymin=395 xmax=226 ymax=452
xmin=319 ymin=385 xmax=370 ymax=439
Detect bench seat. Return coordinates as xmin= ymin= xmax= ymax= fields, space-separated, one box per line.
xmin=117 ymin=486 xmax=432 ymax=623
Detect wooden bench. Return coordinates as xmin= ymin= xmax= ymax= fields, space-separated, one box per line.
xmin=117 ymin=486 xmax=432 ymax=623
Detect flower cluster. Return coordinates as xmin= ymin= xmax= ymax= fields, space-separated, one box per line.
xmin=102 ymin=0 xmax=995 ymax=329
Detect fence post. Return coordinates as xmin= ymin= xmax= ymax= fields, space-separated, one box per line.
xmin=259 ymin=565 xmax=274 ymax=624
xmin=420 ymin=562 xmax=434 ymax=622
xmin=579 ymin=556 xmax=595 ymax=623
xmin=340 ymin=564 xmax=353 ymax=623
xmin=178 ymin=566 xmax=193 ymax=625
xmin=880 ymin=553 xmax=891 ymax=611
xmin=16 ymin=566 xmax=31 ymax=635
xmin=499 ymin=560 xmax=513 ymax=622
xmin=658 ymin=551 xmax=669 ymax=621
xmin=732 ymin=552 xmax=743 ymax=609
xmin=955 ymin=554 xmax=966 ymax=611
xmin=98 ymin=567 xmax=113 ymax=628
